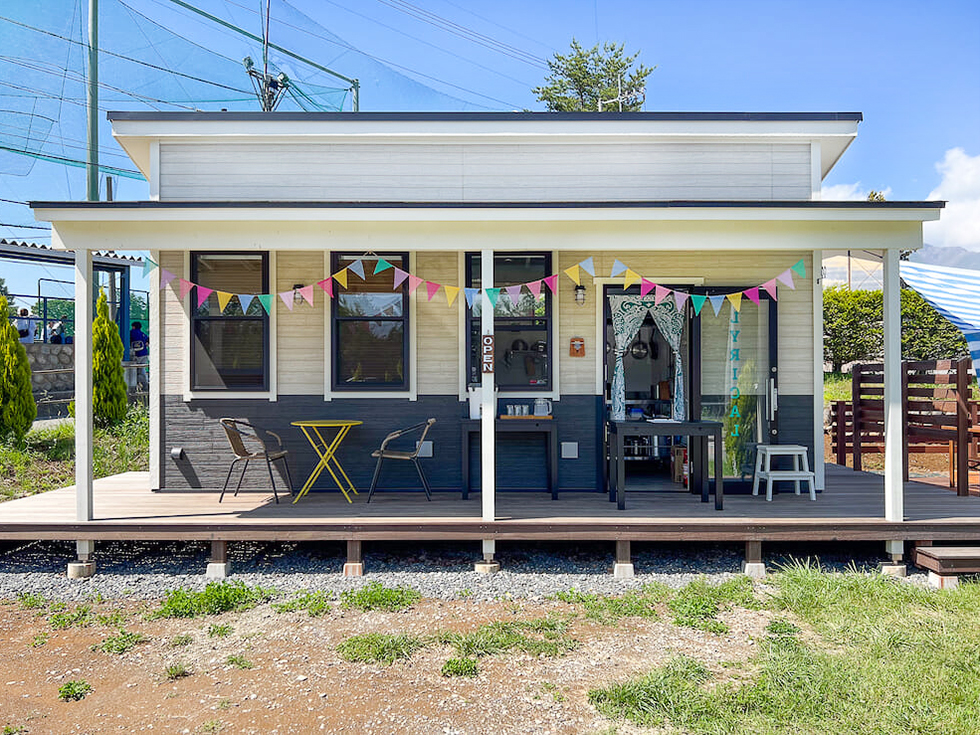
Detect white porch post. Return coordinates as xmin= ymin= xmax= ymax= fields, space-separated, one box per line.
xmin=812 ymin=250 xmax=825 ymax=490
xmin=148 ymin=249 xmax=161 ymax=490
xmin=71 ymin=249 xmax=95 ymax=576
xmin=479 ymin=249 xmax=497 ymax=565
xmin=883 ymin=248 xmax=904 ymax=557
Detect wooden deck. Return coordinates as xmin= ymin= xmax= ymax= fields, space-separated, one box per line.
xmin=2 ymin=465 xmax=980 ymax=543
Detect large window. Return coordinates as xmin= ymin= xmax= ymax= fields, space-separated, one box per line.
xmin=466 ymin=253 xmax=551 ymax=390
xmin=191 ymin=253 xmax=269 ymax=391
xmin=332 ymin=253 xmax=409 ymax=391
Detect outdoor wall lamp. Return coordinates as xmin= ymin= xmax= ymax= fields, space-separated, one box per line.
xmin=574 ymin=284 xmax=586 ymax=306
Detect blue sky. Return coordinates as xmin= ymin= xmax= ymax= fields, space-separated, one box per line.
xmin=1 ymin=0 xmax=978 ymax=300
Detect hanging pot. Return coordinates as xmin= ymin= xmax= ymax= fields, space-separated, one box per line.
xmin=630 ymin=339 xmax=649 ymax=359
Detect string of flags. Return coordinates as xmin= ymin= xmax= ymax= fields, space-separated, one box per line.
xmin=142 ymin=255 xmax=806 ymax=318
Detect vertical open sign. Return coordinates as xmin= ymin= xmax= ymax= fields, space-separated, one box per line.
xmin=481 ymin=335 xmax=494 ymax=373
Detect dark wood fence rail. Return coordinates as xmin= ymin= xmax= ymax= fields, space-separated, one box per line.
xmin=828 ymin=357 xmax=975 ymax=496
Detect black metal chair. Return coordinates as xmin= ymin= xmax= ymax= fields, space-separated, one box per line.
xmin=366 ymin=418 xmax=436 ymax=503
xmin=219 ymin=418 xmax=293 ymax=504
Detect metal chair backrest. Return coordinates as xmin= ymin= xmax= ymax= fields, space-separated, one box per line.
xmin=220 ymin=418 xmax=254 ymax=460
xmin=379 ymin=418 xmax=436 ymax=458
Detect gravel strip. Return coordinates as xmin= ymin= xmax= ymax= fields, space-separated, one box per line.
xmin=0 ymin=539 xmax=927 ymax=602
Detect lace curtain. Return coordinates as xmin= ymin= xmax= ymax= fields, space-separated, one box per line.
xmin=607 ymin=295 xmax=686 ymax=421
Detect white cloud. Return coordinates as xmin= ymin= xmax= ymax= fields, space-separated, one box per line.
xmin=923 ymin=148 xmax=980 ymax=250
xmin=820 ymin=182 xmax=893 ymax=201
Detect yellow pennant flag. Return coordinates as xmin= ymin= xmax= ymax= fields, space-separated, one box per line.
xmin=726 ymin=292 xmax=743 ymax=312
xmin=444 ymin=285 xmax=460 ymax=307
xmin=563 ymin=264 xmax=581 ymax=286
xmin=623 ymin=268 xmax=640 ymax=289
xmin=333 ymin=268 xmax=349 ymax=289
xmin=216 ymin=291 xmax=234 ymax=312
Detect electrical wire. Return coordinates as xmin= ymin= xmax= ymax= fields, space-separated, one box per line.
xmin=0 ymin=223 xmax=51 ymax=230
xmin=437 ymin=0 xmax=557 ymax=55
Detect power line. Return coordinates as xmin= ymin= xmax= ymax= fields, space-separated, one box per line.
xmin=0 ymin=198 xmax=29 ymax=205
xmin=438 ymin=0 xmax=557 ymax=55
xmin=0 ymin=223 xmax=51 ymax=230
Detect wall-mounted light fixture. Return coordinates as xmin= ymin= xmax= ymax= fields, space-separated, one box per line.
xmin=574 ymin=284 xmax=586 ymax=306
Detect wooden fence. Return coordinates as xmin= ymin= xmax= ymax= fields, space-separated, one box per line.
xmin=829 ymin=357 xmax=975 ymax=496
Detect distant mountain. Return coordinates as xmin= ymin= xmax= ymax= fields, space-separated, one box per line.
xmin=910 ymin=244 xmax=980 ymax=270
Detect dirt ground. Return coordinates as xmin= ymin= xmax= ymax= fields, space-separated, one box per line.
xmin=0 ymin=596 xmax=773 ymax=735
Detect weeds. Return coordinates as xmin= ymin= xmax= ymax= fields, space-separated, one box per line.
xmin=207 ymin=624 xmax=232 ymax=638
xmin=58 ymin=680 xmax=93 ymax=701
xmin=93 ymin=630 xmax=147 ymax=655
xmin=589 ymin=656 xmax=712 ymax=727
xmin=337 ymin=633 xmax=424 ymax=665
xmin=439 ymin=617 xmax=576 ymax=659
xmin=441 ymin=657 xmax=478 ymax=677
xmin=153 ymin=582 xmax=275 ymax=619
xmin=31 ymin=633 xmax=48 ymax=647
xmin=170 ymin=634 xmax=193 ymax=647
xmin=554 ymin=584 xmax=669 ymax=624
xmin=164 ymin=663 xmax=191 ymax=681
xmin=340 ymin=582 xmax=421 ymax=612
xmin=225 ymin=654 xmax=253 ymax=670
xmin=195 ymin=721 xmax=225 ymax=734
xmin=49 ymin=605 xmax=92 ymax=630
xmin=16 ymin=592 xmax=47 ymax=610
xmin=667 ymin=576 xmax=757 ymax=634
xmin=272 ymin=590 xmax=334 ymax=617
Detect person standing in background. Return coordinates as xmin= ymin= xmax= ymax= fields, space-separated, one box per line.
xmin=14 ymin=308 xmax=35 ymax=345
xmin=129 ymin=320 xmax=149 ymax=389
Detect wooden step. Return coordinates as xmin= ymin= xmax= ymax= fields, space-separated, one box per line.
xmin=914 ymin=546 xmax=980 ymax=574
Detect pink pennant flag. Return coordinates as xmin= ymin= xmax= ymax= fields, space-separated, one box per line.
xmin=776 ymin=268 xmax=796 ymax=289
xmin=178 ymin=279 xmax=194 ymax=300
xmin=279 ymin=290 xmax=295 ymax=310
xmin=543 ymin=274 xmax=559 ymax=293
xmin=425 ymin=281 xmax=441 ymax=301
xmin=196 ymin=286 xmax=214 ymax=308
xmin=744 ymin=287 xmax=761 ymax=305
xmin=298 ymin=284 xmax=315 ymax=306
xmin=674 ymin=290 xmax=689 ymax=310
xmin=640 ymin=278 xmax=656 ymax=297
xmin=761 ymin=279 xmax=778 ymax=300
xmin=159 ymin=269 xmax=176 ymax=290
xmin=527 ymin=280 xmax=542 ymax=298
xmin=407 ymin=274 xmax=424 ymax=294
xmin=505 ymin=284 xmax=523 ymax=304
xmin=654 ymin=285 xmax=671 ymax=305
xmin=392 ymin=268 xmax=409 ymax=289
xmin=317 ymin=278 xmax=334 ymax=298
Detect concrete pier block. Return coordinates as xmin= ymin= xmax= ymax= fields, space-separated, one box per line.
xmin=613 ymin=563 xmax=635 ymax=579
xmin=67 ymin=561 xmax=96 ymax=579
xmin=928 ymin=571 xmax=958 ymax=589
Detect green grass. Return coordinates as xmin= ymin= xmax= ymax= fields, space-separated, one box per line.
xmin=207 ymin=623 xmax=232 ymax=638
xmin=93 ymin=630 xmax=147 ymax=654
xmin=336 ymin=633 xmax=425 ymax=665
xmin=340 ymin=582 xmax=421 ymax=612
xmin=31 ymin=633 xmax=48 ymax=647
xmin=225 ymin=654 xmax=253 ymax=670
xmin=823 ymin=371 xmax=851 ymax=405
xmin=170 ymin=633 xmax=193 ymax=647
xmin=554 ymin=583 xmax=670 ymax=624
xmin=57 ymin=680 xmax=92 ymax=701
xmin=49 ymin=605 xmax=93 ymax=630
xmin=667 ymin=576 xmax=758 ymax=634
xmin=16 ymin=592 xmax=47 ymax=609
xmin=153 ymin=582 xmax=276 ymax=619
xmin=272 ymin=590 xmax=335 ymax=617
xmin=438 ymin=617 xmax=577 ymax=659
xmin=164 ymin=662 xmax=191 ymax=681
xmin=2 ymin=726 xmax=27 ymax=734
xmin=441 ymin=657 xmax=478 ymax=677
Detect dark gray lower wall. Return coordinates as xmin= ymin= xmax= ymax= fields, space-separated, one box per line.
xmin=162 ymin=395 xmax=601 ymax=493
xmin=777 ymin=394 xmax=816 ymax=469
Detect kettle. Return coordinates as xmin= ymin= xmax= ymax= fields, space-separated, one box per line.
xmin=533 ymin=398 xmax=552 ymax=416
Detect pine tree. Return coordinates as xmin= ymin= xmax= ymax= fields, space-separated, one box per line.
xmin=92 ymin=290 xmax=128 ymax=425
xmin=0 ymin=294 xmax=36 ymax=442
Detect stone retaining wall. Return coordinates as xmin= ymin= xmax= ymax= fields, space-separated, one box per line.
xmin=26 ymin=343 xmax=74 ymax=393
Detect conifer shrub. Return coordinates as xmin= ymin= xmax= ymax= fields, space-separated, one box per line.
xmin=92 ymin=290 xmax=127 ymax=425
xmin=0 ymin=294 xmax=36 ymax=442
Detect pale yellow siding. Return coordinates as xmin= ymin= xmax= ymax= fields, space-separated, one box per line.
xmin=415 ymin=252 xmax=460 ymax=395
xmin=276 ymin=252 xmax=325 ymax=394
xmin=158 ymin=251 xmax=184 ymax=396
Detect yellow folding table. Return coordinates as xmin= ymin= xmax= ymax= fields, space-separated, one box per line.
xmin=291 ymin=420 xmax=363 ymax=503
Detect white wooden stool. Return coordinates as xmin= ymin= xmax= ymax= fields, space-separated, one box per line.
xmin=752 ymin=444 xmax=816 ymax=501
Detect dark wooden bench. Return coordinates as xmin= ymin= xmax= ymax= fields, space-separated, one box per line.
xmin=913 ymin=546 xmax=980 ymax=588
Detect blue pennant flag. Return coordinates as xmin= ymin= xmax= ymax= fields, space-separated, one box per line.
xmin=238 ymin=294 xmax=255 ymax=314
xmin=579 ymin=257 xmax=595 ymax=277
xmin=348 ymin=259 xmax=366 ymax=280
xmin=708 ymin=294 xmax=726 ymax=316
xmin=610 ymin=259 xmax=627 ymax=277
xmin=464 ymin=287 xmax=480 ymax=308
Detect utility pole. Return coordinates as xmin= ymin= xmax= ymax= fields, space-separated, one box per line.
xmin=86 ymin=0 xmax=99 ymax=200
xmin=598 ymin=74 xmax=644 ymax=112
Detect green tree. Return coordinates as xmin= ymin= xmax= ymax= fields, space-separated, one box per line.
xmin=901 ymin=289 xmax=967 ymax=360
xmin=30 ymin=298 xmax=75 ymax=338
xmin=533 ymin=39 xmax=654 ymax=112
xmin=823 ymin=285 xmax=883 ymax=372
xmin=92 ymin=290 xmax=128 ymax=424
xmin=0 ymin=294 xmax=36 ymax=441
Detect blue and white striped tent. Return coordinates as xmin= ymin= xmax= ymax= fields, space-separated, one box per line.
xmin=900 ymin=261 xmax=980 ymax=380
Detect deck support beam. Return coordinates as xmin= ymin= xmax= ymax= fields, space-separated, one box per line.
xmin=206 ymin=540 xmax=231 ymax=579
xmin=742 ymin=540 xmax=765 ymax=578
xmin=475 ymin=539 xmax=499 ymax=573
xmin=613 ymin=539 xmax=634 ymax=578
xmin=343 ymin=540 xmax=363 ymax=577
xmin=883 ymin=248 xmax=904 ymax=533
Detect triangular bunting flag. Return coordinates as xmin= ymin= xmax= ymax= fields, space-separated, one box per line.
xmin=159 ymin=269 xmax=176 ymax=289
xmin=776 ymin=269 xmax=796 ymax=289
xmin=333 ymin=269 xmax=349 ymax=289
xmin=761 ymin=279 xmax=779 ymax=300
xmin=654 ymin=285 xmax=671 ymax=305
xmin=407 ymin=274 xmax=424 ymax=294
xmin=178 ymin=279 xmax=194 ymax=300
xmin=610 ymin=259 xmax=628 ymax=277
xmin=623 ymin=268 xmax=640 ymax=289
xmin=485 ymin=288 xmax=500 ymax=307
xmin=445 ymin=285 xmax=460 ymax=306
xmin=143 ymin=258 xmax=158 ymax=278
xmin=690 ymin=294 xmax=707 ymax=316
xmin=348 ymin=259 xmax=366 ymax=280
xmin=791 ymin=259 xmax=806 ymax=278
xmin=674 ymin=291 xmax=689 ymax=311
xmin=298 ymin=284 xmax=315 ymax=306
xmin=196 ymin=286 xmax=214 ymax=308
xmin=239 ymin=294 xmax=255 ymax=314
xmin=640 ymin=279 xmax=656 ymax=297
xmin=709 ymin=294 xmax=726 ymax=316
xmin=279 ymin=290 xmax=295 ymax=310
xmin=317 ymin=278 xmax=334 ymax=298
xmin=505 ymin=284 xmax=523 ymax=304
xmin=563 ymin=264 xmax=581 ymax=286
xmin=744 ymin=287 xmax=761 ymax=305
xmin=464 ymin=287 xmax=479 ymax=308
xmin=579 ymin=257 xmax=595 ymax=277
xmin=257 ymin=294 xmax=273 ymax=314
xmin=425 ymin=281 xmax=441 ymax=301
xmin=374 ymin=258 xmax=393 ymax=274
xmin=727 ymin=292 xmax=743 ymax=312
xmin=217 ymin=291 xmax=234 ymax=312
xmin=527 ymin=280 xmax=542 ymax=298
xmin=543 ymin=274 xmax=559 ymax=293
xmin=392 ymin=268 xmax=409 ymax=289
